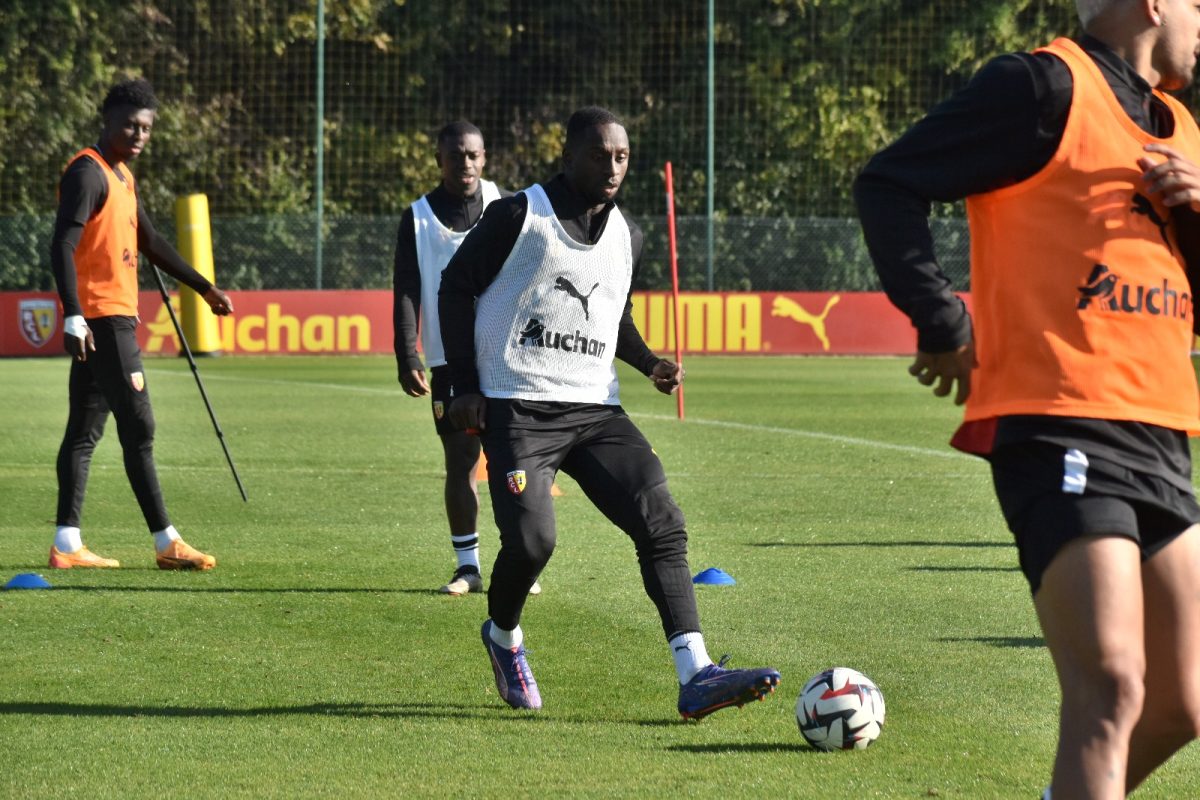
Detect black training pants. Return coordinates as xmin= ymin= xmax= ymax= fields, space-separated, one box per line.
xmin=56 ymin=315 xmax=170 ymax=532
xmin=481 ymin=403 xmax=701 ymax=640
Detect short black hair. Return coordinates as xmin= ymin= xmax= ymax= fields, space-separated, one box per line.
xmin=565 ymin=106 xmax=623 ymax=149
xmin=437 ymin=120 xmax=483 ymax=148
xmin=101 ymin=78 xmax=159 ymax=115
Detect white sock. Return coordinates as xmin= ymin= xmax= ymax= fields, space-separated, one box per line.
xmin=488 ymin=622 xmax=523 ymax=650
xmin=670 ymin=631 xmax=714 ymax=684
xmin=54 ymin=526 xmax=83 ymax=553
xmin=152 ymin=525 xmax=181 ymax=553
xmin=452 ymin=532 xmax=480 ymax=570
xmin=1041 ymin=789 xmax=1052 ymax=800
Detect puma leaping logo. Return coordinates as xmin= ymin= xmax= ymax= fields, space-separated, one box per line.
xmin=771 ymin=295 xmax=841 ymax=351
xmin=554 ymin=276 xmax=600 ymax=320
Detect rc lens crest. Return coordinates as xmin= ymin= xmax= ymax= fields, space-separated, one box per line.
xmin=506 ymin=470 xmax=527 ymax=495
xmin=19 ymin=299 xmax=57 ymax=348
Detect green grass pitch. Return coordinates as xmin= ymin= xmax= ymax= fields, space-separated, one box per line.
xmin=1 ymin=355 xmax=1196 ymax=798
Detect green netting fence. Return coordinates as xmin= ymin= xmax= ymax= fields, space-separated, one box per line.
xmin=0 ymin=1 xmax=1160 ymax=293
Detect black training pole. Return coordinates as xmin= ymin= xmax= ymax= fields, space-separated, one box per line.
xmin=150 ymin=266 xmax=248 ymax=502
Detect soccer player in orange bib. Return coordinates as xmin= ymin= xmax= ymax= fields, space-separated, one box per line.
xmin=49 ymin=78 xmax=234 ymax=571
xmin=857 ymin=2 xmax=1200 ymax=797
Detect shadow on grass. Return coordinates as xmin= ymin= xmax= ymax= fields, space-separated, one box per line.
xmin=750 ymin=540 xmax=1008 ymax=549
xmin=938 ymin=635 xmax=1045 ymax=649
xmin=0 ymin=701 xmax=669 ymax=726
xmin=0 ymin=701 xmax=483 ymax=720
xmin=666 ymin=742 xmax=811 ymax=754
xmin=17 ymin=586 xmax=445 ymax=595
xmin=906 ymin=565 xmax=1020 ymax=573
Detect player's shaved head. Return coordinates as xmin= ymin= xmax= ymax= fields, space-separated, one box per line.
xmin=565 ymin=107 xmax=624 ymax=151
xmin=437 ymin=120 xmax=483 ymax=149
xmin=1076 ymin=0 xmax=1130 ymax=28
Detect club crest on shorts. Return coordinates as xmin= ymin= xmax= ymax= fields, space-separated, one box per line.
xmin=130 ymin=371 xmax=145 ymax=392
xmin=433 ymin=400 xmax=445 ymax=420
xmin=506 ymin=470 xmax=527 ymax=495
xmin=18 ymin=299 xmax=57 ymax=348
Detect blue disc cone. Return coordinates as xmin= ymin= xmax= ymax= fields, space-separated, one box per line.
xmin=4 ymin=573 xmax=52 ymax=590
xmin=693 ymin=567 xmax=735 ymax=585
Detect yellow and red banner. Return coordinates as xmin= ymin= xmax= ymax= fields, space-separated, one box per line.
xmin=1 ymin=290 xmax=922 ymax=357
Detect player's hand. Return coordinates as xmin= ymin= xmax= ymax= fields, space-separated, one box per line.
xmin=449 ymin=392 xmax=487 ymax=432
xmin=204 ymin=286 xmax=234 ymax=315
xmin=63 ymin=315 xmax=94 ymax=362
xmin=908 ymin=341 xmax=975 ymax=406
xmin=1140 ymin=144 xmax=1200 ymax=211
xmin=650 ymin=359 xmax=684 ymax=395
xmin=399 ymin=368 xmax=430 ymax=397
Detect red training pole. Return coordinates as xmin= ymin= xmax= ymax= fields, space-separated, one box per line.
xmin=664 ymin=162 xmax=685 ymax=420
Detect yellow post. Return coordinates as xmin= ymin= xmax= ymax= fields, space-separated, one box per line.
xmin=174 ymin=194 xmax=221 ymax=356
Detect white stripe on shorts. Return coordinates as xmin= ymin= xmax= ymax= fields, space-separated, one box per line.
xmin=1062 ymin=448 xmax=1089 ymax=495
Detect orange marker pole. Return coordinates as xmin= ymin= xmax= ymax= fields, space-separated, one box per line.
xmin=665 ymin=162 xmax=685 ymax=420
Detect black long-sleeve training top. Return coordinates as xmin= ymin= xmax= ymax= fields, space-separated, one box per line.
xmin=854 ymin=35 xmax=1200 ymax=479
xmin=50 ymin=153 xmax=213 ymax=318
xmin=855 ymin=34 xmax=1200 ymax=350
xmin=392 ymin=183 xmax=513 ymax=374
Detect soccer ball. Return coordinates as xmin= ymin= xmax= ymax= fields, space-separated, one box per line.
xmin=796 ymin=667 xmax=886 ymax=751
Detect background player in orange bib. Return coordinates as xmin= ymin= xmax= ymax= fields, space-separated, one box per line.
xmin=49 ymin=78 xmax=234 ymax=571
xmin=857 ymin=2 xmax=1200 ymax=798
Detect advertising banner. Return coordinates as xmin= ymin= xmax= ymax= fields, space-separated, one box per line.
xmin=1 ymin=290 xmax=923 ymax=357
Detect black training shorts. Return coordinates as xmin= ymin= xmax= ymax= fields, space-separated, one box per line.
xmin=990 ymin=440 xmax=1200 ymax=595
xmin=429 ymin=365 xmax=461 ymax=437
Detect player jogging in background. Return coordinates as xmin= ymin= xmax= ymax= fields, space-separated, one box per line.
xmin=439 ymin=105 xmax=780 ymax=718
xmin=856 ymin=2 xmax=1200 ymax=797
xmin=49 ymin=77 xmax=234 ymax=571
xmin=392 ymin=121 xmax=541 ymax=597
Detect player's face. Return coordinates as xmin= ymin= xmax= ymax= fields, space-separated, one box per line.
xmin=100 ymin=106 xmax=155 ymax=164
xmin=1153 ymin=0 xmax=1200 ymax=90
xmin=563 ymin=123 xmax=630 ymax=207
xmin=436 ymin=133 xmax=486 ymax=198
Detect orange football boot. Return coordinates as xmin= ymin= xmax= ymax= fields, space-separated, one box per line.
xmin=48 ymin=546 xmax=120 ymax=569
xmin=155 ymin=539 xmax=216 ymax=571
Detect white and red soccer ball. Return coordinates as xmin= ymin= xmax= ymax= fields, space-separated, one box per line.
xmin=797 ymin=667 xmax=886 ymax=751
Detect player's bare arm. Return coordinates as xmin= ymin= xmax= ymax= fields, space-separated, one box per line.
xmin=448 ymin=392 xmax=486 ymax=431
xmin=63 ymin=315 xmax=95 ymax=362
xmin=399 ymin=368 xmax=430 ymax=397
xmin=650 ymin=359 xmax=684 ymax=395
xmin=908 ymin=341 xmax=975 ymax=405
xmin=203 ymin=286 xmax=234 ymax=315
xmin=1140 ymin=143 xmax=1200 ymax=209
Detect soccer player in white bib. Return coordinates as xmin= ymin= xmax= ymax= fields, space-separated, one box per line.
xmin=438 ymin=106 xmax=780 ymax=718
xmin=393 ymin=121 xmax=543 ymax=597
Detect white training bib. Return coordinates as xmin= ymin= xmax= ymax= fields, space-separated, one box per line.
xmin=413 ymin=179 xmax=501 ymax=367
xmin=474 ymin=183 xmax=632 ymax=403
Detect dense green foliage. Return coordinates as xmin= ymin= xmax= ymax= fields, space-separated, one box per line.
xmin=0 ymin=2 xmax=1127 ymax=289
xmin=1 ymin=1 xmax=1083 ymax=218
